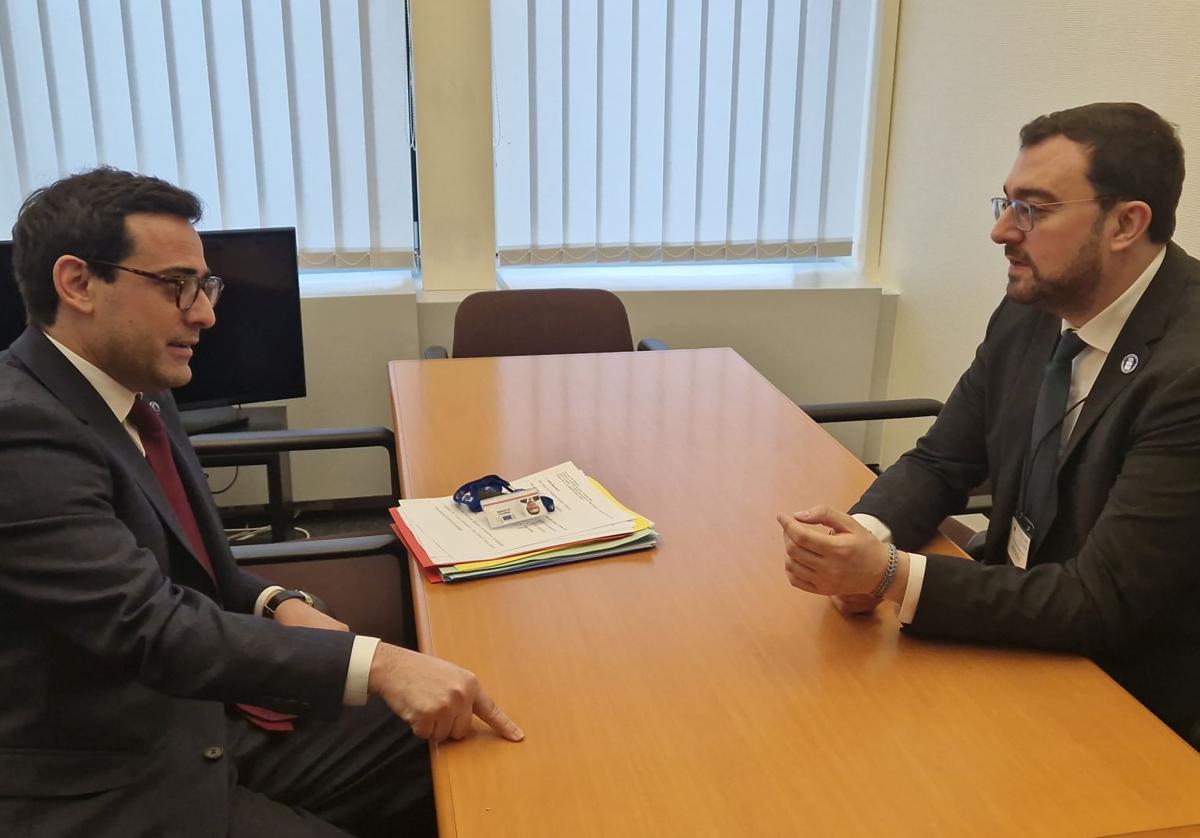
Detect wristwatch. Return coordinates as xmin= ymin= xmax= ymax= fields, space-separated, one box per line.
xmin=263 ymin=588 xmax=315 ymax=619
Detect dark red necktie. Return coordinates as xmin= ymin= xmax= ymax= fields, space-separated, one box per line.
xmin=128 ymin=397 xmax=296 ymax=732
xmin=127 ymin=398 xmax=216 ymax=581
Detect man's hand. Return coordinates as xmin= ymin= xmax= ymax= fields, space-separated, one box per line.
xmin=830 ymin=594 xmax=883 ymax=616
xmin=777 ymin=505 xmax=908 ymax=604
xmin=272 ymin=598 xmax=350 ymax=632
xmin=368 ymin=643 xmax=524 ymax=744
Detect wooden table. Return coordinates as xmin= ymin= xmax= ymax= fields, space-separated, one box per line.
xmin=388 ymin=348 xmax=1200 ymax=838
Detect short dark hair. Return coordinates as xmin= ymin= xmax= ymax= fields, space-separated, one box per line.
xmin=11 ymin=167 xmax=202 ymax=327
xmin=1020 ymin=102 xmax=1185 ymax=243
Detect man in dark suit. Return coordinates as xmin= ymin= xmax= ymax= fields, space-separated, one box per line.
xmin=0 ymin=168 xmax=523 ymax=836
xmin=777 ymin=102 xmax=1200 ymax=748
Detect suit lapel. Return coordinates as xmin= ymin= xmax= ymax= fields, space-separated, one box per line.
xmin=1059 ymin=244 xmax=1189 ymax=468
xmin=157 ymin=393 xmax=234 ymax=583
xmin=10 ymin=329 xmax=212 ymax=580
xmin=985 ymin=310 xmax=1060 ymax=563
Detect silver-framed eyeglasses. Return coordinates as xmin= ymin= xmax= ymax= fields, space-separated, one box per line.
xmin=990 ymin=196 xmax=1114 ymax=232
xmin=84 ymin=258 xmax=224 ymax=310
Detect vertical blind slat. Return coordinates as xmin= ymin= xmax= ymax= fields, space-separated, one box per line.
xmin=6 ymin=1 xmax=56 ymax=193
xmin=245 ymin=0 xmax=297 ymax=230
xmin=729 ymin=0 xmax=769 ymax=250
xmin=493 ymin=0 xmax=869 ymax=264
xmin=565 ymin=0 xmax=597 ymax=252
xmin=164 ymin=0 xmax=223 ymax=223
xmin=125 ymin=0 xmax=180 ymax=184
xmin=0 ymin=0 xmax=413 ymax=267
xmin=597 ymin=0 xmax=632 ymax=254
xmin=532 ymin=0 xmax=563 ymax=253
xmin=207 ymin=0 xmax=260 ymax=230
xmin=695 ymin=0 xmax=736 ymax=250
xmin=628 ymin=0 xmax=666 ymax=254
xmin=0 ymin=25 xmax=23 ymax=226
xmin=823 ymin=0 xmax=871 ymax=248
xmin=491 ymin=0 xmax=533 ymax=261
xmin=83 ymin=0 xmax=137 ymax=173
xmin=663 ymin=3 xmax=701 ymax=250
xmin=789 ymin=0 xmax=831 ymax=247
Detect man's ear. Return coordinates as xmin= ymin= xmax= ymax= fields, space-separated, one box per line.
xmin=1108 ymin=200 xmax=1152 ymax=252
xmin=52 ymin=255 xmax=98 ymax=315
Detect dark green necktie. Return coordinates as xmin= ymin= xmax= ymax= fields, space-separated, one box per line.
xmin=1023 ymin=330 xmax=1087 ymax=533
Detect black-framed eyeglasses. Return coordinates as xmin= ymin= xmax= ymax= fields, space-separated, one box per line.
xmin=990 ymin=196 xmax=1115 ymax=232
xmin=83 ymin=258 xmax=224 ymax=310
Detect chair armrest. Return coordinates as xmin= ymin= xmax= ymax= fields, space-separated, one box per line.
xmin=190 ymin=426 xmax=394 ymax=455
xmin=231 ymin=533 xmax=401 ymax=566
xmin=636 ymin=338 xmax=669 ymax=351
xmin=799 ymin=398 xmax=944 ymax=424
xmin=190 ymin=426 xmax=399 ymax=500
xmin=423 ymin=345 xmax=449 ymax=359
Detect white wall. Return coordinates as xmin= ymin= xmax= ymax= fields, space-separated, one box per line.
xmin=876 ymin=0 xmax=1200 ymax=462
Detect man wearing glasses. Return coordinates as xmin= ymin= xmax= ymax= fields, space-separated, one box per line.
xmin=0 ymin=168 xmax=522 ymax=836
xmin=778 ymin=102 xmax=1200 ymax=748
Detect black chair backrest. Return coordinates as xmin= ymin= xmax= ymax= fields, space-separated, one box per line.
xmin=451 ymin=288 xmax=634 ymax=358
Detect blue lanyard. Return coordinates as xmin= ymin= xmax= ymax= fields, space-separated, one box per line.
xmin=453 ymin=474 xmax=556 ymax=514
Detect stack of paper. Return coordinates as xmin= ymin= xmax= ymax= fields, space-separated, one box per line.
xmin=389 ymin=462 xmax=657 ymax=582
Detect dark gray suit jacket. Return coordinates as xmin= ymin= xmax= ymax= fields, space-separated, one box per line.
xmin=852 ymin=243 xmax=1200 ymax=747
xmin=0 ymin=328 xmax=357 ymax=836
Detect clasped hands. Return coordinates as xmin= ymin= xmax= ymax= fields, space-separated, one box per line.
xmin=777 ymin=505 xmax=906 ymax=616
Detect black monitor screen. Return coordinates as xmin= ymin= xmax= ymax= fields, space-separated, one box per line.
xmin=0 ymin=241 xmax=22 ymax=353
xmin=0 ymin=227 xmax=306 ymax=410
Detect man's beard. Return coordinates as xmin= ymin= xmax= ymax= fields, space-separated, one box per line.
xmin=1005 ymin=223 xmax=1104 ymax=318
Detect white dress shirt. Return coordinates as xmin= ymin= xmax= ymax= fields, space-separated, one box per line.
xmin=44 ymin=332 xmax=378 ymax=704
xmin=856 ymin=245 xmax=1166 ymax=623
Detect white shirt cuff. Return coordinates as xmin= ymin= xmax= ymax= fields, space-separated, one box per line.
xmin=255 ymin=585 xmax=285 ymax=616
xmin=852 ymin=513 xmax=893 ymax=544
xmin=897 ymin=552 xmax=926 ymax=624
xmin=852 ymin=515 xmax=926 ymax=621
xmin=343 ymin=636 xmax=380 ymax=705
xmin=256 ymin=584 xmax=376 ymax=705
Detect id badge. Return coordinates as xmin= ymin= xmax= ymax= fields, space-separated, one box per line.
xmin=481 ymin=487 xmax=547 ymax=529
xmin=1007 ymin=512 xmax=1033 ymax=570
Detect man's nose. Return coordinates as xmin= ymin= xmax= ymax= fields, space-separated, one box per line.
xmin=186 ymin=289 xmax=217 ymax=329
xmin=991 ymin=208 xmax=1024 ymax=245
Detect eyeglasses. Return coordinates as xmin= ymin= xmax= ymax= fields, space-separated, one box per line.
xmin=990 ymin=196 xmax=1115 ymax=232
xmin=84 ymin=258 xmax=224 ymax=310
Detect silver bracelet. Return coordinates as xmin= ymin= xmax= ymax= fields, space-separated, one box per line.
xmin=871 ymin=543 xmax=899 ymax=598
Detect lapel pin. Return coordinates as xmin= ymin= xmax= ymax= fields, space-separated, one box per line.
xmin=149 ymin=400 xmax=161 ymax=413
xmin=1120 ymin=354 xmax=1139 ymax=374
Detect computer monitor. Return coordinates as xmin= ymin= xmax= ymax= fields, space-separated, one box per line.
xmin=0 ymin=227 xmax=306 ymax=423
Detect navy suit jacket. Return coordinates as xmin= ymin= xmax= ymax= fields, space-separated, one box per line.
xmin=0 ymin=328 xmax=356 ymax=836
xmin=852 ymin=242 xmax=1200 ymax=747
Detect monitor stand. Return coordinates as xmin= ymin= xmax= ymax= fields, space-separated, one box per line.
xmin=180 ymin=405 xmax=250 ymax=435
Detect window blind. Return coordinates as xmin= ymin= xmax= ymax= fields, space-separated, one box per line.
xmin=491 ymin=0 xmax=873 ymax=266
xmin=0 ymin=0 xmax=414 ymax=269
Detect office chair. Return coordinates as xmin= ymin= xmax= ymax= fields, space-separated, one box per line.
xmin=423 ymin=288 xmax=668 ymax=358
xmin=190 ymin=427 xmax=416 ymax=647
xmin=235 ymin=533 xmax=415 ymax=648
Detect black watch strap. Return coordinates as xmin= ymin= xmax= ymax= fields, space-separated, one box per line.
xmin=264 ymin=588 xmax=314 ymax=618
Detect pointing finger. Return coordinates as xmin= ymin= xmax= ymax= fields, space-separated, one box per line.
xmin=474 ymin=690 xmax=525 ymax=742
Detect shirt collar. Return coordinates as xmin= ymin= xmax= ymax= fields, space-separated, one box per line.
xmin=1068 ymin=245 xmax=1166 ymax=352
xmin=42 ymin=332 xmax=139 ymax=423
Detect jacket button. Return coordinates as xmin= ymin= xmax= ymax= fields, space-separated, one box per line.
xmin=202 ymin=745 xmax=225 ymax=761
